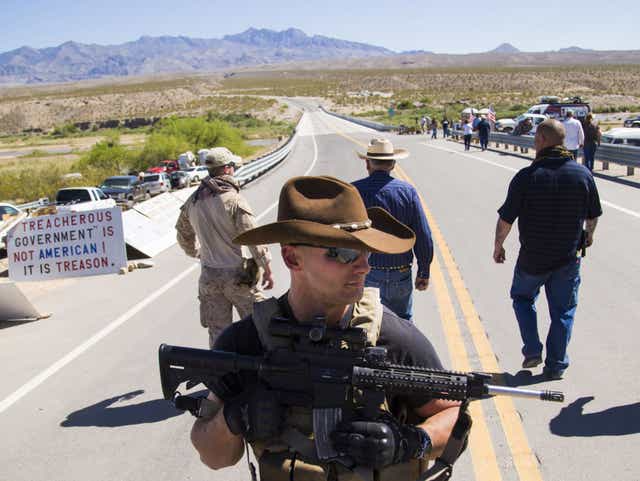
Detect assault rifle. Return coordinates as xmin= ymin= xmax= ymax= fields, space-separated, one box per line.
xmin=159 ymin=320 xmax=563 ymax=479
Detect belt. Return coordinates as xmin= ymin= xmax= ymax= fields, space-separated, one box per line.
xmin=370 ymin=265 xmax=411 ymax=272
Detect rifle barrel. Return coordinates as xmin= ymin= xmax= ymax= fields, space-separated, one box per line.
xmin=486 ymin=384 xmax=564 ymax=402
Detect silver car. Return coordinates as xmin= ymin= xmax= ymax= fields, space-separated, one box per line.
xmin=183 ymin=166 xmax=209 ymax=184
xmin=141 ymin=173 xmax=172 ymax=196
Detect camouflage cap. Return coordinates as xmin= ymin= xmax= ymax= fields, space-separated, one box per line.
xmin=205 ymin=147 xmax=241 ymax=168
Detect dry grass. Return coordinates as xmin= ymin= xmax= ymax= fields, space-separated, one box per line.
xmin=221 ymin=65 xmax=640 ymax=115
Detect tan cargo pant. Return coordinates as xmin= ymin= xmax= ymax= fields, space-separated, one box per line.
xmin=198 ymin=267 xmax=265 ymax=348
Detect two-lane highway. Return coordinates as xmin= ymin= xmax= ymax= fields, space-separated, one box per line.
xmin=1 ymin=106 xmax=638 ymax=481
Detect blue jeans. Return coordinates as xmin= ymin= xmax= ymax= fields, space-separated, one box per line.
xmin=510 ymin=260 xmax=581 ymax=372
xmin=366 ymin=268 xmax=413 ymax=321
xmin=583 ymin=143 xmax=597 ymax=171
xmin=479 ymin=134 xmax=489 ymax=150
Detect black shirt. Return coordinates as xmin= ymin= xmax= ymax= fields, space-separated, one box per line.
xmin=211 ymin=298 xmax=443 ymax=410
xmin=477 ymin=119 xmax=491 ymax=136
xmin=498 ymin=148 xmax=602 ymax=274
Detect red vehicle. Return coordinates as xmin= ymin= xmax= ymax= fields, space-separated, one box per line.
xmin=146 ymin=160 xmax=179 ymax=174
xmin=160 ymin=160 xmax=179 ymax=173
xmin=146 ymin=165 xmax=166 ymax=174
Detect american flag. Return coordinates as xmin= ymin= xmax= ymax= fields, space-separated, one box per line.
xmin=487 ymin=105 xmax=496 ymax=125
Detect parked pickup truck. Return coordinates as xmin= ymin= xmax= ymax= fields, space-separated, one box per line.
xmin=55 ymin=187 xmax=116 ymax=211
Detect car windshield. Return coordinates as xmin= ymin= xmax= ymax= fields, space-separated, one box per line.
xmin=0 ymin=205 xmax=19 ymax=217
xmin=101 ymin=178 xmax=132 ymax=188
xmin=185 ymin=167 xmax=196 ymax=172
xmin=601 ymin=136 xmax=613 ymax=143
xmin=56 ymin=189 xmax=91 ymax=203
xmin=142 ymin=175 xmax=159 ymax=182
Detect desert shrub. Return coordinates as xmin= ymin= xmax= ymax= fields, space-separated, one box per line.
xmin=153 ymin=116 xmax=252 ymax=157
xmin=51 ymin=123 xmax=79 ymax=138
xmin=73 ymin=133 xmax=129 ymax=173
xmin=0 ymin=160 xmax=82 ymax=203
xmin=134 ymin=133 xmax=191 ymax=172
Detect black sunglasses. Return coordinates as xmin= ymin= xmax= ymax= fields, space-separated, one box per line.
xmin=291 ymin=244 xmax=370 ymax=265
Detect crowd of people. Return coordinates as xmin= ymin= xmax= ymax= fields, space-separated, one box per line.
xmin=174 ymin=120 xmax=601 ymax=480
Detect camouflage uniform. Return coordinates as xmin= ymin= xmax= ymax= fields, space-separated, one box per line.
xmin=176 ymin=173 xmax=270 ymax=347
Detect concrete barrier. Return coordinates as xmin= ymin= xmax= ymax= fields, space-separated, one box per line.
xmin=122 ymin=190 xmax=192 ymax=258
xmin=0 ymin=281 xmax=50 ymax=321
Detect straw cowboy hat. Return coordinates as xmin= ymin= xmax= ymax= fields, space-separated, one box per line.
xmin=357 ymin=138 xmax=409 ymax=161
xmin=234 ymin=176 xmax=415 ymax=254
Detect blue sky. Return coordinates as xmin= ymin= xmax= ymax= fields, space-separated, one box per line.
xmin=2 ymin=0 xmax=637 ymax=54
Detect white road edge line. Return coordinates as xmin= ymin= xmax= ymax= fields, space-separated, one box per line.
xmin=0 ymin=264 xmax=198 ymax=415
xmin=424 ymin=142 xmax=640 ymax=219
xmin=0 ymin=114 xmax=319 ymax=415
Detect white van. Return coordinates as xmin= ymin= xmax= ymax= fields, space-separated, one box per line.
xmin=527 ymin=97 xmax=591 ymax=120
xmin=601 ymin=128 xmax=640 ymax=147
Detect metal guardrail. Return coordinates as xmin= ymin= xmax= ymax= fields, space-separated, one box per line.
xmin=235 ymin=129 xmax=297 ymax=186
xmin=319 ymin=107 xmax=395 ymax=132
xmin=451 ymin=130 xmax=640 ymax=175
xmin=16 ymin=197 xmax=50 ymax=211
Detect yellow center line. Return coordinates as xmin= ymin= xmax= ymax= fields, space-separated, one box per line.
xmin=408 ymin=189 xmax=543 ymax=481
xmin=315 ymin=114 xmax=502 ymax=481
xmin=391 ymin=164 xmax=543 ymax=481
xmin=430 ymin=254 xmax=503 ymax=481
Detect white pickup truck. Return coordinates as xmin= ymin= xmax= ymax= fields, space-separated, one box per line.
xmin=55 ymin=187 xmax=116 ymax=212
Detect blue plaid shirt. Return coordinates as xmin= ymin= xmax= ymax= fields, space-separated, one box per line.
xmin=353 ymin=171 xmax=433 ymax=278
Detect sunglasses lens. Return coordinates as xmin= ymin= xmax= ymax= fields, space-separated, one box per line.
xmin=326 ymin=247 xmax=370 ymax=264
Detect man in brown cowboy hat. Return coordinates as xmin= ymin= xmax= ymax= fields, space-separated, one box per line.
xmin=353 ymin=138 xmax=434 ymax=321
xmin=176 ymin=147 xmax=274 ymax=348
xmin=190 ymin=176 xmax=460 ymax=481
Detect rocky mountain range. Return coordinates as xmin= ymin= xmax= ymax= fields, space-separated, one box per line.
xmin=0 ymin=28 xmax=392 ymax=84
xmin=1 ymin=28 xmax=638 ymax=85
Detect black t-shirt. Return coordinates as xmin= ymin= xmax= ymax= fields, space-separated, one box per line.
xmin=211 ymin=300 xmax=443 ymax=410
xmin=498 ymin=149 xmax=602 ymax=274
xmin=477 ymin=119 xmax=491 ymax=135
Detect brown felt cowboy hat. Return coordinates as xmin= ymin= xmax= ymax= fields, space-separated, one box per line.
xmin=234 ymin=176 xmax=415 ymax=254
xmin=357 ymin=138 xmax=409 ymax=161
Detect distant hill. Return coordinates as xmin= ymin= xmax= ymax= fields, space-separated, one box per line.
xmin=1 ymin=30 xmax=639 ymax=85
xmin=0 ymin=28 xmax=393 ymax=84
xmin=489 ymin=43 xmax=521 ymax=54
xmin=400 ymin=49 xmax=435 ymax=55
xmin=558 ymin=46 xmax=595 ymax=53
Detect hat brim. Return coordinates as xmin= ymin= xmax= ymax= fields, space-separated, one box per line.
xmin=234 ymin=207 xmax=415 ymax=254
xmin=357 ymin=148 xmax=409 ymax=161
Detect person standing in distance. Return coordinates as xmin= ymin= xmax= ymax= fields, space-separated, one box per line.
xmin=462 ymin=119 xmax=473 ymax=151
xmin=493 ymin=119 xmax=602 ymax=380
xmin=353 ymin=139 xmax=434 ymax=321
xmin=176 ymin=147 xmax=274 ymax=347
xmin=476 ymin=115 xmax=491 ymax=151
xmin=562 ymin=110 xmax=585 ymax=160
xmin=582 ymin=113 xmax=601 ymax=172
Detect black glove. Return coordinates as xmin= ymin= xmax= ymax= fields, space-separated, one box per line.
xmin=223 ymin=387 xmax=283 ymax=442
xmin=330 ymin=414 xmax=428 ymax=469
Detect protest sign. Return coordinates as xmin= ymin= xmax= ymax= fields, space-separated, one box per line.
xmin=7 ymin=207 xmax=127 ymax=281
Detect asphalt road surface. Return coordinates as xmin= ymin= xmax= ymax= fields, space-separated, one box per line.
xmin=1 ymin=103 xmax=639 ymax=481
